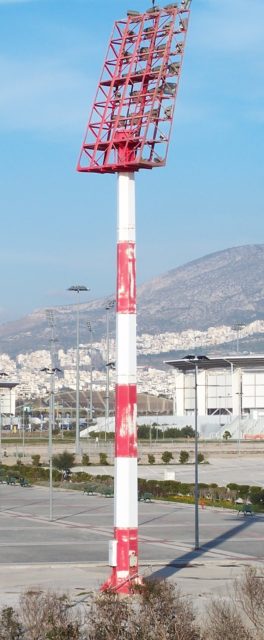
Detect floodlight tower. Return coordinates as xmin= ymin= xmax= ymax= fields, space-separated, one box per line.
xmin=77 ymin=0 xmax=192 ymax=594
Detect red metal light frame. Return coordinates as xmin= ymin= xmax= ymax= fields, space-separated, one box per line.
xmin=77 ymin=4 xmax=191 ymax=174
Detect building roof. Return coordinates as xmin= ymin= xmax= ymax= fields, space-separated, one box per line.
xmin=0 ymin=382 xmax=19 ymax=389
xmin=165 ymin=354 xmax=264 ymax=372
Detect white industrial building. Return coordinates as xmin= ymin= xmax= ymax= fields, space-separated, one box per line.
xmin=0 ymin=381 xmax=17 ymax=419
xmin=167 ymin=355 xmax=264 ymax=440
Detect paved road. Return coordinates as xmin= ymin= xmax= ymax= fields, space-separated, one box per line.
xmin=0 ymin=484 xmax=263 ymax=608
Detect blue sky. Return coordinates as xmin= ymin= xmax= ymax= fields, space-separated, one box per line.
xmin=0 ymin=0 xmax=263 ymax=321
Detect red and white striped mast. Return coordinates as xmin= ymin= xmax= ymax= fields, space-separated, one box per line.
xmin=77 ymin=0 xmax=192 ymax=593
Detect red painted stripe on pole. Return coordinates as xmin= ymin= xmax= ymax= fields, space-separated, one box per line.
xmin=115 ymin=526 xmax=138 ymax=573
xmin=117 ymin=242 xmax=136 ymax=313
xmin=115 ymin=384 xmax=137 ymax=457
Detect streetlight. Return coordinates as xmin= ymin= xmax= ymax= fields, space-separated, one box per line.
xmin=87 ymin=322 xmax=93 ymax=424
xmin=0 ymin=373 xmax=8 ymax=457
xmin=105 ymin=300 xmax=115 ymax=441
xmin=166 ymin=355 xmax=236 ymax=549
xmin=0 ymin=395 xmax=5 ymax=459
xmin=232 ymin=323 xmax=246 ymax=353
xmin=41 ymin=366 xmax=62 ymax=521
xmin=236 ymin=373 xmax=243 ymax=455
xmin=182 ymin=355 xmax=210 ymax=550
xmin=68 ymin=285 xmax=90 ymax=454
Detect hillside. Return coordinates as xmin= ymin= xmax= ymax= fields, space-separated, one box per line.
xmin=0 ymin=244 xmax=264 ymax=357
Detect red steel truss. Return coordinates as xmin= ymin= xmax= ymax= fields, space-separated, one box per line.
xmin=77 ymin=2 xmax=191 ymax=174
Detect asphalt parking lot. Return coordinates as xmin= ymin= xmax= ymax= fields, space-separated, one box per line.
xmin=0 ymin=484 xmax=264 ymax=608
xmin=79 ymin=457 xmax=264 ymax=487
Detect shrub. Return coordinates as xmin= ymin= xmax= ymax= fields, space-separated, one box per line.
xmin=136 ymin=580 xmax=199 ymax=640
xmin=203 ymin=567 xmax=264 ymax=639
xmin=99 ymin=452 xmax=108 ymax=465
xmin=235 ymin=566 xmax=264 ymax=633
xmin=52 ymin=451 xmax=75 ymax=472
xmin=249 ymin=486 xmax=264 ymax=505
xmin=197 ymin=453 xmax=205 ymax=464
xmin=82 ymin=453 xmax=90 ymax=465
xmin=181 ymin=425 xmax=195 ymax=438
xmin=31 ymin=455 xmax=41 ymax=467
xmin=227 ymin=483 xmax=239 ymax=491
xmin=148 ymin=454 xmax=155 ymax=465
xmin=71 ymin=472 xmax=92 ymax=483
xmin=179 ymin=483 xmax=192 ymax=496
xmin=20 ymin=590 xmax=81 ymax=640
xmin=179 ymin=450 xmax=189 ymax=464
xmin=161 ymin=451 xmax=174 ymax=464
xmin=203 ymin=598 xmax=253 ymax=640
xmin=0 ymin=606 xmax=23 ymax=639
xmin=88 ymin=580 xmax=200 ymax=640
xmin=237 ymin=485 xmax=250 ymax=499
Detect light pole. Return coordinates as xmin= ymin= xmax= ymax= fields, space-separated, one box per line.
xmin=0 ymin=395 xmax=4 ymax=459
xmin=22 ymin=406 xmax=25 ymax=457
xmin=0 ymin=373 xmax=8 ymax=458
xmin=68 ymin=285 xmax=90 ymax=454
xmin=87 ymin=322 xmax=93 ymax=424
xmin=105 ymin=300 xmax=115 ymax=441
xmin=41 ymin=367 xmax=61 ymax=521
xmin=236 ymin=372 xmax=243 ymax=455
xmin=232 ymin=323 xmax=246 ymax=353
xmin=194 ymin=362 xmax=199 ymax=550
xmin=182 ymin=355 xmax=209 ymax=550
xmin=166 ymin=355 xmax=237 ymax=550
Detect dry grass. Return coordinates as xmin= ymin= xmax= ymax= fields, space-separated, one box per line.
xmin=1 ymin=568 xmax=264 ymax=639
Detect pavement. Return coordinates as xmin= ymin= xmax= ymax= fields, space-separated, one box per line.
xmin=0 ymin=484 xmax=264 ymax=611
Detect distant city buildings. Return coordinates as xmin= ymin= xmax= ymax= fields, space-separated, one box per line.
xmin=1 ymin=320 xmax=264 ymax=402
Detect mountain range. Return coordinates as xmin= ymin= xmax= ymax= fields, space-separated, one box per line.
xmin=1 ymin=244 xmax=264 ymax=358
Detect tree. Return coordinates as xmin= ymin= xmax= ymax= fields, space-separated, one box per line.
xmin=82 ymin=453 xmax=90 ymax=466
xmin=223 ymin=430 xmax=232 ymax=441
xmin=52 ymin=450 xmax=75 ymax=471
xmin=31 ymin=454 xmax=41 ymax=467
xmin=99 ymin=452 xmax=108 ymax=465
xmin=137 ymin=425 xmax=150 ymax=439
xmin=179 ymin=450 xmax=189 ymax=464
xmin=148 ymin=454 xmax=155 ymax=465
xmin=181 ymin=426 xmax=195 ymax=438
xmin=161 ymin=451 xmax=173 ymax=464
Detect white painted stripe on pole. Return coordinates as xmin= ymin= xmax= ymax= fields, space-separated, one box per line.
xmin=116 ymin=313 xmax=136 ymax=383
xmin=117 ymin=173 xmax=135 ymax=242
xmin=114 ymin=457 xmax=138 ymax=528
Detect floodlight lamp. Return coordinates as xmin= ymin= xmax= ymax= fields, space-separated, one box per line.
xmin=183 ymin=355 xmax=195 ymax=360
xmin=68 ymin=285 xmax=90 ymax=293
xmin=163 ymin=82 xmax=176 ymax=95
xmin=127 ymin=10 xmax=141 ymax=16
xmin=146 ymin=6 xmax=161 ymax=13
xmin=164 ymin=2 xmax=178 ymax=9
xmin=106 ymin=361 xmax=116 ymax=369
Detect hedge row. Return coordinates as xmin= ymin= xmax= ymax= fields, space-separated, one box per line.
xmin=137 ymin=478 xmax=264 ymax=506
xmin=1 ymin=463 xmax=263 ymax=508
